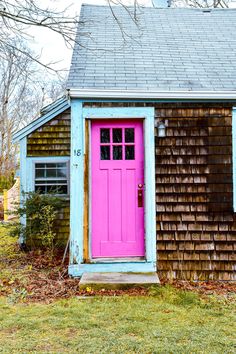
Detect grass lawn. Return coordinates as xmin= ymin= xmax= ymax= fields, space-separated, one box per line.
xmin=0 ymin=292 xmax=235 ymax=353
xmin=0 ymin=225 xmax=235 ymax=353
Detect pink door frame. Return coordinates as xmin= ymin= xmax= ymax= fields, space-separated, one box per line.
xmin=91 ymin=119 xmax=145 ymax=258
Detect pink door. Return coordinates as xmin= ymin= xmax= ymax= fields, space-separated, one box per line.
xmin=91 ymin=120 xmax=145 ymax=258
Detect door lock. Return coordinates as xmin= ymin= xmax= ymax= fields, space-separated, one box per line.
xmin=138 ymin=189 xmax=143 ymax=207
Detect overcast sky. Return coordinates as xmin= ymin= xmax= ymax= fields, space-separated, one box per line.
xmin=29 ymin=0 xmax=152 ymax=73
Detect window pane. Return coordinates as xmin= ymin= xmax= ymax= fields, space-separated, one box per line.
xmin=113 ymin=146 xmax=122 ymax=160
xmin=35 ymin=185 xmax=46 ymax=194
xmin=35 ymin=169 xmax=45 ymax=178
xmin=46 ymin=163 xmax=58 ymax=168
xmin=125 ymin=145 xmax=135 ymax=160
xmin=56 ymin=163 xmax=66 ymax=168
xmin=125 ymin=128 xmax=135 ymax=143
xmin=112 ymin=128 xmax=122 ymax=143
xmin=100 ymin=146 xmax=110 ymax=160
xmin=35 ymin=163 xmax=46 ymax=169
xmin=100 ymin=129 xmax=110 ymax=143
xmin=46 ymin=169 xmax=57 ymax=178
xmin=48 ymin=185 xmax=68 ymax=194
xmin=57 ymin=168 xmax=67 ymax=178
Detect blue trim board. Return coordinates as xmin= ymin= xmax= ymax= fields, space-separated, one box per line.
xmin=69 ymin=99 xmax=84 ymax=266
xmin=232 ymin=107 xmax=236 ymax=211
xmin=69 ymin=105 xmax=156 ymax=276
xmin=69 ymin=262 xmax=156 ymax=277
xmin=13 ymin=96 xmax=70 ymax=143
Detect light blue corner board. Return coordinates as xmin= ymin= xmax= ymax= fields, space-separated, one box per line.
xmin=13 ymin=97 xmax=70 ymax=143
xmin=232 ymin=107 xmax=236 ymax=211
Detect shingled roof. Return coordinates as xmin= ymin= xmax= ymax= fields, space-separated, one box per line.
xmin=67 ymin=4 xmax=236 ymax=92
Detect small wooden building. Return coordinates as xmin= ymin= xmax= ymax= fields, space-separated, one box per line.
xmin=13 ymin=5 xmax=236 ymax=280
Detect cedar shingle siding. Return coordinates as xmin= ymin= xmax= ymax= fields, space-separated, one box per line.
xmin=26 ymin=103 xmax=236 ymax=279
xmin=27 ymin=110 xmax=70 ymax=156
xmin=155 ymin=103 xmax=235 ymax=281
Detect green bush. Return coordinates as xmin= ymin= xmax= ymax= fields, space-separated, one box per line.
xmin=11 ymin=191 xmax=64 ymax=256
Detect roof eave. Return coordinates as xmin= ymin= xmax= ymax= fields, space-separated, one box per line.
xmin=68 ymin=89 xmax=236 ymax=100
xmin=13 ymin=97 xmax=70 ymax=143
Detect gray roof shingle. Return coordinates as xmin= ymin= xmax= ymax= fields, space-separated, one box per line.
xmin=67 ymin=5 xmax=236 ymax=92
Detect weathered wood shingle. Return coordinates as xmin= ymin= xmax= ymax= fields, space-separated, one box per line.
xmin=27 ymin=110 xmax=70 ymax=156
xmin=155 ymin=103 xmax=236 ymax=281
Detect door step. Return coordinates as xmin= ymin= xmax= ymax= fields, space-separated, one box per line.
xmin=79 ymin=272 xmax=160 ymax=290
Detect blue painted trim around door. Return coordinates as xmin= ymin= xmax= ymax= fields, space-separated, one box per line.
xmin=69 ymin=105 xmax=156 ymax=277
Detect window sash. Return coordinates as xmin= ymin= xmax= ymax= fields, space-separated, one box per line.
xmin=34 ymin=160 xmax=69 ymax=195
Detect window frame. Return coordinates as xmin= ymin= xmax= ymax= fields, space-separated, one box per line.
xmin=32 ymin=158 xmax=70 ymax=197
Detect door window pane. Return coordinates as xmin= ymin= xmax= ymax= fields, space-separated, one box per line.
xmin=113 ymin=146 xmax=122 ymax=160
xmin=101 ymin=146 xmax=110 ymax=160
xmin=100 ymin=129 xmax=110 ymax=143
xmin=125 ymin=145 xmax=135 ymax=160
xmin=125 ymin=128 xmax=134 ymax=143
xmin=112 ymin=128 xmax=122 ymax=143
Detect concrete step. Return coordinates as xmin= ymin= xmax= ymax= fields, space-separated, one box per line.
xmin=79 ymin=272 xmax=160 ymax=290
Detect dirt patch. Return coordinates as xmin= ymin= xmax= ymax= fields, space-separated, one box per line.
xmin=161 ymin=279 xmax=236 ymax=297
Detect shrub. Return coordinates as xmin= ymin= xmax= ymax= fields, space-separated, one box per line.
xmin=11 ymin=191 xmax=64 ymax=256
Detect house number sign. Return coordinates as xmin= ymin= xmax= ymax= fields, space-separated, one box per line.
xmin=74 ymin=149 xmax=81 ymax=157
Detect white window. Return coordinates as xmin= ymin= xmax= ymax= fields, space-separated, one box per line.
xmin=34 ymin=161 xmax=69 ymax=195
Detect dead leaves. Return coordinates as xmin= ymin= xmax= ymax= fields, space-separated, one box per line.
xmin=0 ymin=246 xmax=235 ymax=303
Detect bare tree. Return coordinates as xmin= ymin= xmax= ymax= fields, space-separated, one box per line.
xmin=0 ymin=38 xmax=66 ymax=177
xmin=0 ymin=0 xmax=142 ymax=71
xmin=0 ymin=0 xmax=80 ymax=69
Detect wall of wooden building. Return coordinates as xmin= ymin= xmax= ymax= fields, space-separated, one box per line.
xmin=27 ymin=110 xmax=71 ymax=156
xmin=26 ymin=103 xmax=236 ymax=279
xmin=27 ymin=110 xmax=71 ymax=246
xmin=154 ymin=103 xmax=235 ymax=281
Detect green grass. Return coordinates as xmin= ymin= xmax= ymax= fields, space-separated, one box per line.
xmin=0 ymin=294 xmax=235 ymax=353
xmin=0 ymin=225 xmax=235 ymax=353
